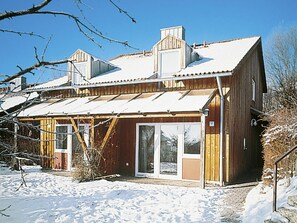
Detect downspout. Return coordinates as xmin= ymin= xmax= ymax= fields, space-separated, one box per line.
xmin=216 ymin=76 xmax=224 ymax=186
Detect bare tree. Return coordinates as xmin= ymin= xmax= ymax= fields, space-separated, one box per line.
xmin=265 ymin=27 xmax=297 ymax=110
xmin=0 ymin=0 xmax=136 ymax=171
xmin=262 ymin=27 xmax=297 ymax=185
xmin=0 ymin=0 xmax=136 ymax=84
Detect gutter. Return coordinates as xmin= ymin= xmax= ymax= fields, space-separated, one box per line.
xmin=24 ymin=71 xmax=232 ymax=92
xmin=216 ymin=76 xmax=224 ymax=186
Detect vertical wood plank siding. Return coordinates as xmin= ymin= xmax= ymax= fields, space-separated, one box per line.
xmin=40 ymin=118 xmax=55 ymax=168
xmin=225 ymin=45 xmax=264 ymax=183
xmin=204 ymin=94 xmax=221 ymax=182
xmin=42 ymin=78 xmax=218 ymax=98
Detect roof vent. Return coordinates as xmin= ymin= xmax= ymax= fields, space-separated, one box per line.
xmin=160 ymin=26 xmax=185 ymax=40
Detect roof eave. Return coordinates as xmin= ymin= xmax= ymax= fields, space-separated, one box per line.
xmin=23 ymin=71 xmax=232 ymax=92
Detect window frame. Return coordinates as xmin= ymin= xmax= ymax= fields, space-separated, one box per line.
xmin=72 ymin=62 xmax=87 ymax=85
xmin=182 ymin=123 xmax=201 ymax=158
xmin=135 ymin=122 xmax=201 ymax=179
xmin=55 ymin=124 xmax=72 ymax=153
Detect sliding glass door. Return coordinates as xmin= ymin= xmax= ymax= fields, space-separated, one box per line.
xmin=136 ymin=122 xmax=201 ymax=180
xmin=138 ymin=125 xmax=155 ymax=174
xmin=160 ymin=125 xmax=178 ymax=176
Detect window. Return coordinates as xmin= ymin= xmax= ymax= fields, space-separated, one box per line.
xmin=55 ymin=125 xmax=68 ymax=150
xmin=72 ymin=62 xmax=87 ymax=85
xmin=184 ymin=124 xmax=201 ymax=155
xmin=72 ymin=125 xmax=90 ymax=153
xmin=252 ymin=79 xmax=256 ymax=101
xmin=159 ymin=50 xmax=180 ymax=77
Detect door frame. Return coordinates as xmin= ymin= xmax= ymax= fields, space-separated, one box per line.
xmin=135 ymin=122 xmax=201 ymax=180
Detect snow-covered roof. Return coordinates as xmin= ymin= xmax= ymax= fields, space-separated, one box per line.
xmin=85 ymin=52 xmax=155 ymax=84
xmin=176 ymin=36 xmax=260 ymax=76
xmin=18 ymin=89 xmax=215 ymax=117
xmin=27 ymin=36 xmax=260 ymax=90
xmin=0 ymin=92 xmax=39 ymax=112
xmin=28 ymin=75 xmax=69 ymax=90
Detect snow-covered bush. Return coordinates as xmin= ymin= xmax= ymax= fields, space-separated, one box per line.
xmin=262 ymin=107 xmax=297 ymax=185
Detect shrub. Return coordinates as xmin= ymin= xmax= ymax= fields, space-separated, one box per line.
xmin=262 ymin=107 xmax=297 ymax=185
xmin=72 ymin=147 xmax=103 ymax=182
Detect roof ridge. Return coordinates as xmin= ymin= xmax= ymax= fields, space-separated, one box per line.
xmin=202 ymin=36 xmax=260 ymax=46
xmin=109 ymin=50 xmax=152 ymax=61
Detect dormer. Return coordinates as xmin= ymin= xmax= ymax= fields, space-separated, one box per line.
xmin=68 ymin=49 xmax=116 ymax=85
xmin=153 ymin=26 xmax=198 ymax=78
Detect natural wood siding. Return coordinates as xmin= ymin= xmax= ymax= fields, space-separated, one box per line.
xmin=42 ymin=78 xmax=218 ymax=98
xmin=153 ymin=35 xmax=185 ymax=73
xmin=96 ymin=119 xmax=119 ymax=175
xmin=38 ymin=118 xmax=119 ymax=172
xmin=204 ymin=94 xmax=221 ymax=182
xmin=40 ymin=118 xmax=55 ymax=168
xmin=225 ymin=44 xmax=264 ymax=183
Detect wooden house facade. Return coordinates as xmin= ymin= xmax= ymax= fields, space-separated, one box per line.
xmin=18 ymin=26 xmax=267 ymax=185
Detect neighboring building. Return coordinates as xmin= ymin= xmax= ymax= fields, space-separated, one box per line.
xmin=0 ymin=77 xmax=40 ymax=161
xmin=18 ymin=26 xmax=267 ymax=186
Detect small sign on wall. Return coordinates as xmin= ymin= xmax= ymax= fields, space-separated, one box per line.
xmin=209 ymin=121 xmax=215 ymax=127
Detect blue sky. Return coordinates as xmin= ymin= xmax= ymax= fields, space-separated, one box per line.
xmin=1 ymin=0 xmax=297 ymax=84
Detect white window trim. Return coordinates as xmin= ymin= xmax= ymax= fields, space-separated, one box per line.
xmin=158 ymin=49 xmax=181 ymax=78
xmin=135 ymin=122 xmax=201 ymax=180
xmin=54 ymin=124 xmax=72 ymax=153
xmin=182 ymin=123 xmax=202 ymax=159
xmin=135 ymin=123 xmax=156 ymax=179
xmin=72 ymin=62 xmax=87 ymax=85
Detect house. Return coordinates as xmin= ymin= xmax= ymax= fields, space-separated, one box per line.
xmin=0 ymin=77 xmax=40 ymax=162
xmin=17 ymin=26 xmax=267 ymax=186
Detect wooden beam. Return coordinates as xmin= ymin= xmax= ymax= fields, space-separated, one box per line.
xmin=99 ymin=118 xmax=118 ymax=152
xmin=90 ymin=117 xmax=95 ymax=148
xmin=200 ymin=114 xmax=206 ymax=189
xmin=70 ymin=118 xmax=87 ymax=152
xmin=18 ymin=112 xmax=202 ymax=122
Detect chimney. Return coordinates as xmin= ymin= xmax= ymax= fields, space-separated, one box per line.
xmin=160 ymin=26 xmax=185 ymax=40
xmin=10 ymin=76 xmax=26 ymax=92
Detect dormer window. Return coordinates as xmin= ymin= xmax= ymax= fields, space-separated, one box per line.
xmin=68 ymin=49 xmax=116 ymax=85
xmin=153 ymin=26 xmax=198 ymax=79
xmin=159 ymin=49 xmax=181 ymax=78
xmin=72 ymin=62 xmax=87 ymax=85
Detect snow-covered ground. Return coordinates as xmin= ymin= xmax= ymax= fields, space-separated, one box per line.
xmin=242 ymin=176 xmax=297 ymax=223
xmin=1 ymin=163 xmax=296 ymax=223
xmin=0 ymin=164 xmax=224 ymax=223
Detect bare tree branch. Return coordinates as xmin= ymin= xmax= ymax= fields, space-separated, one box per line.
xmin=109 ymin=0 xmax=136 ymax=23
xmin=32 ymin=11 xmax=136 ymax=48
xmin=0 ymin=29 xmax=44 ymax=39
xmin=0 ymin=0 xmax=53 ymax=21
xmin=0 ymin=59 xmax=69 ymax=85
